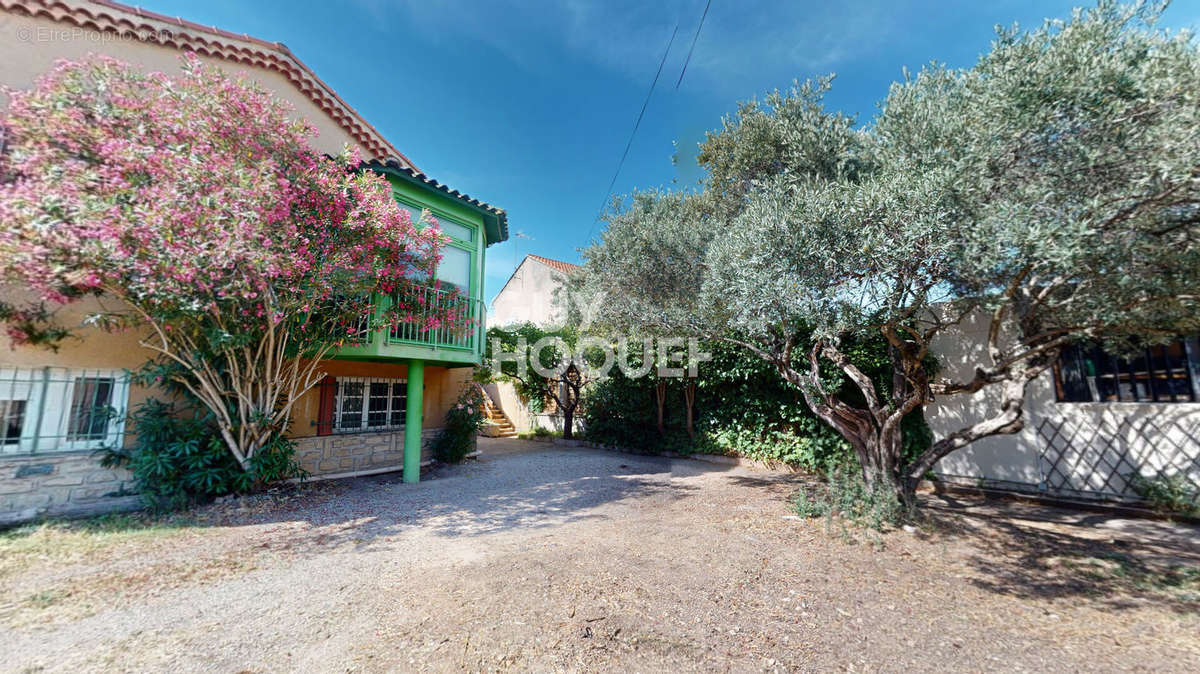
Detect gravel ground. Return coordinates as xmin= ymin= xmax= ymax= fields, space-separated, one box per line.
xmin=2 ymin=437 xmax=1198 ymax=673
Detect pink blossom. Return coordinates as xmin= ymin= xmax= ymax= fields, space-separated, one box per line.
xmin=0 ymin=55 xmax=460 ymax=348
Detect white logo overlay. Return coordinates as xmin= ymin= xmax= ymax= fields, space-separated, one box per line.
xmin=488 ymin=336 xmax=712 ymax=380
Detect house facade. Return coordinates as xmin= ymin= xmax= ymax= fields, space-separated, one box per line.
xmin=486 ymin=254 xmax=581 ymax=433
xmin=490 ymin=254 xmax=581 ymax=328
xmin=0 ymin=0 xmax=508 ymax=524
xmin=929 ymin=312 xmax=1200 ymax=506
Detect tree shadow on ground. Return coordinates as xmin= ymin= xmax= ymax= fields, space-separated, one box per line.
xmin=181 ymin=444 xmax=720 ymax=555
xmin=921 ymin=496 xmax=1200 ymax=615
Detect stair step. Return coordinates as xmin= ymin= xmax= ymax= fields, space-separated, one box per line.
xmin=472 ymin=383 xmax=519 ymax=440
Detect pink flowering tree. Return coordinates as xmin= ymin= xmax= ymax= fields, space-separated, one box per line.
xmin=0 ymin=56 xmax=462 ymax=470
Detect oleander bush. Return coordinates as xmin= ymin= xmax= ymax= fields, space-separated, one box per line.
xmin=98 ymin=399 xmax=304 ymax=511
xmin=431 ymin=388 xmax=486 ymax=464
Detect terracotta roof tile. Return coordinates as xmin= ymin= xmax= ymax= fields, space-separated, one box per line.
xmin=528 ymin=254 xmax=581 ymax=275
xmin=362 ymin=158 xmax=508 ymax=244
xmin=0 ymin=0 xmax=415 ymax=168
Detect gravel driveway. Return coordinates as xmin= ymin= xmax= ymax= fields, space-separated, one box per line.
xmin=3 ymin=438 xmax=1199 ymax=672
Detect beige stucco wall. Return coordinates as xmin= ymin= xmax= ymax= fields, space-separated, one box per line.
xmin=0 ymin=296 xmax=160 ymax=450
xmin=490 ymin=257 xmax=569 ymax=328
xmin=486 ymin=381 xmax=533 ymax=432
xmin=484 ymin=380 xmax=582 ymax=434
xmin=927 ymin=310 xmax=1200 ymax=498
xmin=0 ymin=9 xmax=369 ymax=158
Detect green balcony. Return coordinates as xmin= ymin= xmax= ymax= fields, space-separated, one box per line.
xmin=332 ymin=286 xmax=485 ymax=367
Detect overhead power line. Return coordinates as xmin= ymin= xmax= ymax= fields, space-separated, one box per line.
xmin=589 ymin=23 xmax=680 ymax=241
xmin=675 ymin=0 xmax=712 ymax=89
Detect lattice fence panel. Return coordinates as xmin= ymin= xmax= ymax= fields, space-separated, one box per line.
xmin=1035 ymin=414 xmax=1200 ymax=504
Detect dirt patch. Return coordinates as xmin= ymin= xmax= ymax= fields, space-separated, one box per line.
xmin=2 ymin=439 xmax=1198 ymax=672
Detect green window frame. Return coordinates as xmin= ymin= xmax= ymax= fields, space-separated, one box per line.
xmin=394 ymin=195 xmax=478 ymax=297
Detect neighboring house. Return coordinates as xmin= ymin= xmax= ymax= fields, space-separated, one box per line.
xmin=486 ymin=254 xmax=581 ymax=433
xmin=929 ymin=312 xmax=1200 ymax=505
xmin=0 ymin=0 xmax=508 ymax=524
xmin=490 ymin=254 xmax=581 ymax=328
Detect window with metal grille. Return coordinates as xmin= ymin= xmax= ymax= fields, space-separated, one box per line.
xmin=0 ymin=368 xmax=129 ymax=454
xmin=1053 ymin=337 xmax=1200 ymax=403
xmin=1 ymin=399 xmax=26 ymax=445
xmin=67 ymin=377 xmax=116 ymax=440
xmin=333 ymin=377 xmax=407 ymax=433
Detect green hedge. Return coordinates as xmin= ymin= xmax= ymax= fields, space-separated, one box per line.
xmin=582 ymin=337 xmax=931 ymax=474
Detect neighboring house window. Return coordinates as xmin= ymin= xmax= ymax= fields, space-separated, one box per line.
xmin=1054 ymin=338 xmax=1200 ymax=403
xmin=333 ymin=377 xmax=407 ymax=433
xmin=0 ymin=368 xmax=130 ymax=454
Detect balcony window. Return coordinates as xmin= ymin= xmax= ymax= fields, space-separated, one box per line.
xmin=438 ymin=245 xmax=472 ymax=291
xmin=395 ymin=197 xmax=474 ymax=242
xmin=435 ymin=219 xmax=473 ymax=242
xmin=394 ymin=197 xmax=475 ymax=294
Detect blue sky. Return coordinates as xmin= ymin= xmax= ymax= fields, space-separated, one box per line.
xmin=141 ymin=0 xmax=1200 ymax=304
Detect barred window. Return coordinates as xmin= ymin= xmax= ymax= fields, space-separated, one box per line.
xmin=1054 ymin=338 xmax=1200 ymax=403
xmin=67 ymin=377 xmax=116 ymax=440
xmin=0 ymin=368 xmax=129 ymax=454
xmin=1 ymin=399 xmax=26 ymax=445
xmin=333 ymin=377 xmax=407 ymax=433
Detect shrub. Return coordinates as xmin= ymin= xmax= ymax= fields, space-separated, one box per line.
xmin=98 ymin=399 xmax=304 ymax=511
xmin=431 ymin=388 xmax=485 ymax=463
xmin=1130 ymin=473 xmax=1200 ymax=518
xmin=582 ymin=336 xmax=931 ymax=476
xmin=792 ymin=466 xmax=913 ymax=534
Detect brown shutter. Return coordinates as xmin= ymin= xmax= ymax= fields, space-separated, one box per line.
xmin=317 ymin=376 xmax=336 ymax=436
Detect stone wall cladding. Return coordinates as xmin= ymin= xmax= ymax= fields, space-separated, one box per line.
xmin=0 ymin=452 xmax=140 ymax=526
xmin=294 ymin=428 xmax=440 ymax=478
xmin=1 ymin=429 xmax=445 ymax=525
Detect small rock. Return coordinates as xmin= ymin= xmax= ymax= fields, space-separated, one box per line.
xmin=902 ymin=524 xmax=917 ymax=534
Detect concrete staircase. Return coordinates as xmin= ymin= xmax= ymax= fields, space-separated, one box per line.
xmin=476 ymin=384 xmax=518 ymax=438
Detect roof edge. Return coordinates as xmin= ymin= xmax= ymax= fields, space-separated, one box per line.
xmin=527 ymin=254 xmax=581 ymax=275
xmin=363 ymin=158 xmax=509 ymax=246
xmin=1 ymin=0 xmax=417 ymax=169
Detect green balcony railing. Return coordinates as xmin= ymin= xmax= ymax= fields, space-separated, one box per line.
xmin=331 ymin=287 xmax=485 ymax=363
xmin=388 ymin=286 xmax=484 ymax=352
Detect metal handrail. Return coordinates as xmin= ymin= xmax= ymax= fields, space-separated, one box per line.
xmin=387 ymin=286 xmax=483 ymax=351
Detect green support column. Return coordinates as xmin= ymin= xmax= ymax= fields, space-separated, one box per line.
xmin=403 ymin=359 xmax=425 ymax=483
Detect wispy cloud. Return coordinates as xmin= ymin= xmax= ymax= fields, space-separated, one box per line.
xmin=360 ymin=0 xmax=896 ymax=94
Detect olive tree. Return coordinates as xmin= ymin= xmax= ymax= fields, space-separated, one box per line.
xmin=484 ymin=323 xmax=591 ymax=439
xmin=584 ymin=2 xmax=1200 ymax=503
